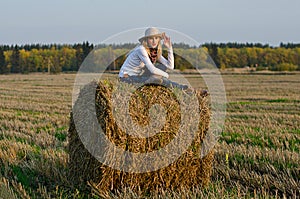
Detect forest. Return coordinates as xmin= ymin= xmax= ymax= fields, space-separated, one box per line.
xmin=0 ymin=42 xmax=300 ymax=74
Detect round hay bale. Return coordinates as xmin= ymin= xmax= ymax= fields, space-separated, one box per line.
xmin=68 ymin=80 xmax=213 ymax=194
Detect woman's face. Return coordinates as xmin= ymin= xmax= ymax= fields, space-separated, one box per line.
xmin=147 ymin=36 xmax=160 ymax=48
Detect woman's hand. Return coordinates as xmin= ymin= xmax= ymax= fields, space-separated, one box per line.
xmin=162 ymin=33 xmax=172 ymax=49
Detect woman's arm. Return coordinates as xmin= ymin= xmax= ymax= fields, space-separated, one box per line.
xmin=138 ymin=47 xmax=169 ymax=78
xmin=158 ymin=33 xmax=174 ymax=70
xmin=158 ymin=47 xmax=174 ymax=70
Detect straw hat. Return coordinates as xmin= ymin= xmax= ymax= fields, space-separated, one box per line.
xmin=138 ymin=27 xmax=164 ymax=43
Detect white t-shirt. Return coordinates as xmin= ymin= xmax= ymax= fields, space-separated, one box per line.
xmin=119 ymin=45 xmax=174 ymax=78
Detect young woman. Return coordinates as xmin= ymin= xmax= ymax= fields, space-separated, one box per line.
xmin=119 ymin=27 xmax=188 ymax=89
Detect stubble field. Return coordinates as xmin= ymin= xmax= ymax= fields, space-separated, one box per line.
xmin=0 ymin=72 xmax=299 ymax=198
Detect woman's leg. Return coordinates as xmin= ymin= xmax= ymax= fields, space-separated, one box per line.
xmin=119 ymin=76 xmax=149 ymax=84
xmin=161 ymin=77 xmax=189 ymax=89
xmin=121 ymin=64 xmax=188 ymax=89
xmin=120 ymin=75 xmax=189 ymax=90
xmin=141 ymin=63 xmax=167 ymax=77
xmin=140 ymin=66 xmax=189 ymax=89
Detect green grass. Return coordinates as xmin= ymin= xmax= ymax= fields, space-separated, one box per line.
xmin=55 ymin=132 xmax=67 ymax=142
xmin=266 ymin=98 xmax=289 ymax=103
xmin=289 ymin=139 xmax=300 ymax=152
xmin=220 ymin=131 xmax=242 ymax=144
xmin=12 ymin=165 xmax=38 ymax=189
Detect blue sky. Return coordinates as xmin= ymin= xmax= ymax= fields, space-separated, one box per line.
xmin=1 ymin=0 xmax=299 ymax=46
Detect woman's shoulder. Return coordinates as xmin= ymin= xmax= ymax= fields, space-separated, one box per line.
xmin=136 ymin=45 xmax=146 ymax=51
xmin=131 ymin=45 xmax=147 ymax=55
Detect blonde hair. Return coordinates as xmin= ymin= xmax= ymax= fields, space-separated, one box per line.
xmin=141 ymin=39 xmax=162 ymax=58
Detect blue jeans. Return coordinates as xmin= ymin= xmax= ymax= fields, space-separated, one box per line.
xmin=120 ymin=64 xmax=188 ymax=90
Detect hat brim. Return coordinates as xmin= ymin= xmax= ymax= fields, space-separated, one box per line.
xmin=138 ymin=33 xmax=164 ymax=43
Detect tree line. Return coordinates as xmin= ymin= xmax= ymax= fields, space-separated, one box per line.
xmin=0 ymin=42 xmax=300 ymax=74
xmin=0 ymin=42 xmax=93 ymax=74
xmin=204 ymin=43 xmax=300 ymax=71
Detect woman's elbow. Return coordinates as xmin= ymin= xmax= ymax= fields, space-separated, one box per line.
xmin=169 ymin=63 xmax=174 ymax=70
